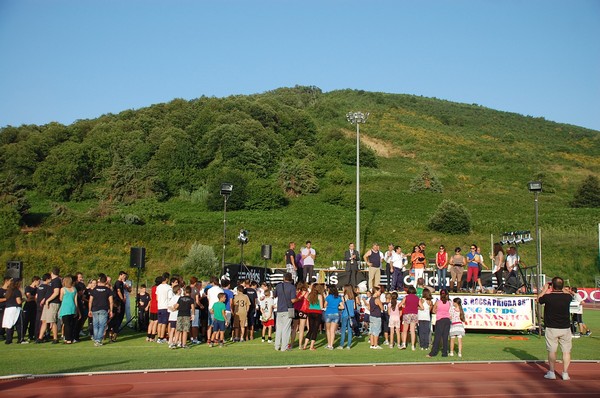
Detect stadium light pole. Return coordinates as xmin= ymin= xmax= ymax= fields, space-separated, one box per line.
xmin=220 ymin=183 xmax=233 ymax=273
xmin=346 ymin=111 xmax=369 ymax=255
xmin=528 ymin=181 xmax=542 ymax=336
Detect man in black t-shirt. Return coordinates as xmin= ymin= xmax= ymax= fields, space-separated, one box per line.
xmin=175 ymin=286 xmax=195 ymax=348
xmin=285 ymin=242 xmax=298 ymax=283
xmin=538 ymin=276 xmax=573 ymax=381
xmin=34 ymin=274 xmax=51 ymax=342
xmin=137 ymin=284 xmax=150 ymax=332
xmin=38 ymin=267 xmax=62 ymax=344
xmin=89 ymin=273 xmax=114 ymax=346
xmin=23 ymin=276 xmax=40 ymax=341
xmin=244 ymin=282 xmax=258 ymax=340
xmin=108 ymin=271 xmax=127 ymax=341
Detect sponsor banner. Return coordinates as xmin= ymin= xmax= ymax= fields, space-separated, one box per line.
xmin=576 ymin=288 xmax=600 ymax=304
xmin=456 ymin=295 xmax=535 ymax=330
xmin=222 ymin=263 xmax=267 ymax=286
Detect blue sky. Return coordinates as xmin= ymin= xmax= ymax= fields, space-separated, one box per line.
xmin=1 ymin=0 xmax=599 ymax=130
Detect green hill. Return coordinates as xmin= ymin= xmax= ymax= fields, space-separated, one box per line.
xmin=1 ymin=86 xmax=599 ymax=285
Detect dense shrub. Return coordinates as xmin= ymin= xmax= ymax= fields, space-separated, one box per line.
xmin=0 ymin=205 xmax=20 ymax=239
xmin=181 ymin=242 xmax=219 ymax=279
xmin=427 ymin=200 xmax=471 ymax=234
xmin=570 ymin=175 xmax=600 ymax=208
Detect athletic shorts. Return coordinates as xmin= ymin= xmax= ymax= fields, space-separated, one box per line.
xmin=545 ymin=327 xmax=572 ymax=353
xmin=572 ymin=314 xmax=583 ymax=323
xmin=213 ymin=319 xmax=226 ymax=332
xmin=41 ymin=303 xmax=60 ymax=323
xmin=169 ymin=320 xmax=177 ymax=329
xmin=262 ymin=319 xmax=274 ymax=327
xmin=149 ymin=312 xmax=158 ymax=321
xmin=157 ymin=309 xmax=169 ymax=325
xmin=296 ymin=310 xmax=308 ymax=320
xmin=176 ymin=316 xmax=191 ymax=332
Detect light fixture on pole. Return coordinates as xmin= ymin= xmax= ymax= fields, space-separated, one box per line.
xmin=346 ymin=111 xmax=369 ymax=255
xmin=528 ymin=180 xmax=542 ymax=336
xmin=237 ymin=229 xmax=249 ymax=265
xmin=221 ymin=183 xmax=233 ymax=272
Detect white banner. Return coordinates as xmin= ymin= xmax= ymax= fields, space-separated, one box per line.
xmin=456 ymin=295 xmax=535 ymax=330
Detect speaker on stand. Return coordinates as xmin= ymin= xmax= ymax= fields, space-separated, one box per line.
xmin=6 ymin=261 xmax=23 ymax=280
xmin=122 ymin=247 xmax=145 ymax=332
xmin=261 ymin=244 xmax=272 ymax=268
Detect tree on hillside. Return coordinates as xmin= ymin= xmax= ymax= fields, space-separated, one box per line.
xmin=427 ymin=200 xmax=471 ymax=234
xmin=410 ymin=165 xmax=443 ymax=193
xmin=570 ymin=175 xmax=600 ymax=208
xmin=32 ymin=142 xmax=94 ymax=201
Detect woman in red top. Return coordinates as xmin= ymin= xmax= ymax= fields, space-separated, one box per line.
xmin=147 ymin=276 xmax=161 ymax=342
xmin=290 ymin=282 xmax=308 ymax=349
xmin=436 ymin=245 xmax=449 ymax=292
xmin=399 ymin=285 xmax=420 ymax=350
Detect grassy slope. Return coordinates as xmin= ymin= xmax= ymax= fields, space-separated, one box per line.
xmin=1 ymin=309 xmax=599 ymax=376
xmin=3 ymin=90 xmax=600 ymax=285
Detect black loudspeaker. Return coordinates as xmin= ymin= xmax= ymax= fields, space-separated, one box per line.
xmin=130 ymin=247 xmax=146 ymax=269
xmin=6 ymin=261 xmax=23 ymax=280
xmin=261 ymin=244 xmax=272 ymax=260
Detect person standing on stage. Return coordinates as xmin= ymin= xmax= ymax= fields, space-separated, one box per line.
xmin=465 ymin=245 xmax=482 ymax=293
xmin=285 ymin=242 xmax=298 ymax=283
xmin=436 ymin=245 xmax=449 ymax=292
xmin=388 ymin=246 xmax=406 ymax=292
xmin=364 ymin=243 xmax=384 ymax=290
xmin=491 ymin=243 xmax=505 ymax=293
xmin=301 ymin=241 xmax=316 ymax=284
xmin=538 ymin=276 xmax=573 ymax=380
xmin=384 ymin=244 xmax=395 ymax=291
xmin=410 ymin=245 xmax=426 ymax=288
xmin=344 ymin=243 xmax=360 ymax=287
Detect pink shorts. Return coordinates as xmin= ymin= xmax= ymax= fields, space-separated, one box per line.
xmin=389 ymin=317 xmax=401 ymax=329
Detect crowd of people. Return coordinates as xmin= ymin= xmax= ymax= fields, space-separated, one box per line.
xmin=0 ymin=239 xmax=591 ymax=380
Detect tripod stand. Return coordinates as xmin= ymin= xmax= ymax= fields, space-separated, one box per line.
xmin=119 ymin=266 xmax=142 ymax=332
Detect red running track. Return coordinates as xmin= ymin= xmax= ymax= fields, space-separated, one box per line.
xmin=1 ymin=362 xmax=600 ymax=398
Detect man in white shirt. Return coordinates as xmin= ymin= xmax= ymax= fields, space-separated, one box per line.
xmin=155 ymin=276 xmax=173 ymax=343
xmin=301 ymin=241 xmax=316 ymax=284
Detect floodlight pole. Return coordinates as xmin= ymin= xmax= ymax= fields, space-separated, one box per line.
xmin=222 ymin=194 xmax=229 ymax=271
xmin=346 ymin=111 xmax=369 ymax=254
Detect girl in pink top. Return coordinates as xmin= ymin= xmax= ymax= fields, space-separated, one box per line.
xmin=399 ymin=286 xmax=420 ymax=350
xmin=427 ymin=289 xmax=451 ymax=357
xmin=387 ymin=292 xmax=401 ymax=348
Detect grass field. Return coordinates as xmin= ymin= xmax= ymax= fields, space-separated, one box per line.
xmin=2 ymin=309 xmax=599 ymax=377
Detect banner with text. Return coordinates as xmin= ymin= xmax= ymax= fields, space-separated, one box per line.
xmin=457 ymin=295 xmax=535 ymax=330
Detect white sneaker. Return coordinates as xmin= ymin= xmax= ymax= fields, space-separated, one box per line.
xmin=383 ymin=340 xmax=389 ymax=346
xmin=449 ymin=352 xmax=454 ymax=357
xmin=458 ymin=352 xmax=462 ymax=357
xmin=411 ymin=346 xmax=415 ymax=351
xmin=544 ymin=371 xmax=556 ymax=380
xmin=562 ymin=373 xmax=570 ymax=381
xmin=373 ymin=345 xmax=383 ymax=350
